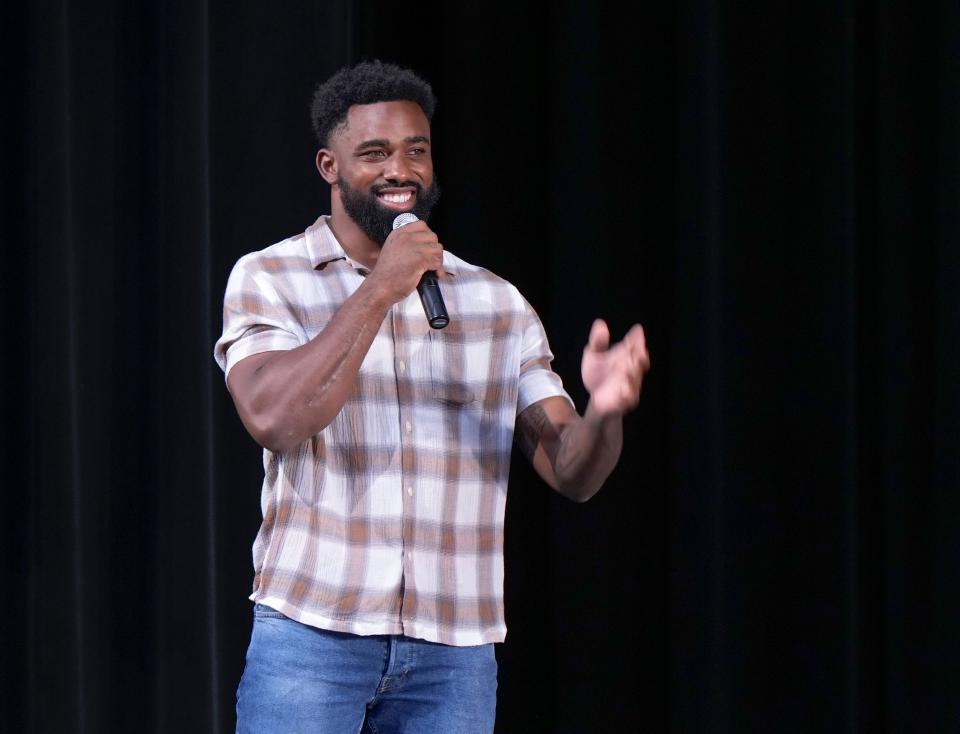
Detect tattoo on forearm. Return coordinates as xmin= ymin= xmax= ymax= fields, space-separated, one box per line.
xmin=555 ymin=429 xmax=584 ymax=478
xmin=515 ymin=403 xmax=551 ymax=462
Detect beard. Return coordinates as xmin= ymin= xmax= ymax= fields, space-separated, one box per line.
xmin=337 ymin=175 xmax=441 ymax=245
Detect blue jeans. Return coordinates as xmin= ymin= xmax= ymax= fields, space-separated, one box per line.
xmin=236 ymin=604 xmax=498 ymax=733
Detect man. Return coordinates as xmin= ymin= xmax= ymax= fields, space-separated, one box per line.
xmin=215 ymin=60 xmax=650 ymax=733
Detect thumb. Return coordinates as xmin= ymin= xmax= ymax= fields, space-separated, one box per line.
xmin=586 ymin=319 xmax=610 ymax=352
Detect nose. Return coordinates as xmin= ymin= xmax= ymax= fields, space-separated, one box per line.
xmin=382 ymin=151 xmax=413 ymax=182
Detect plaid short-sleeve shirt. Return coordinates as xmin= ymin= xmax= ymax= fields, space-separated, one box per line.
xmin=214 ymin=216 xmax=572 ymax=646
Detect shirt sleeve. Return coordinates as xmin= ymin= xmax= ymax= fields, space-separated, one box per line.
xmin=213 ymin=254 xmax=304 ymax=380
xmin=516 ymin=295 xmax=575 ymax=414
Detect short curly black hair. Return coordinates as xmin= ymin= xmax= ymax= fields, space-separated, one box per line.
xmin=310 ymin=59 xmax=436 ymax=148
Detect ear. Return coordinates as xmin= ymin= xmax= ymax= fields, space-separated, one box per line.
xmin=316 ymin=148 xmax=338 ymax=185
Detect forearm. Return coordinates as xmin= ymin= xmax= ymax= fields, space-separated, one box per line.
xmin=231 ymin=276 xmax=393 ymax=452
xmin=553 ymin=401 xmax=624 ymax=502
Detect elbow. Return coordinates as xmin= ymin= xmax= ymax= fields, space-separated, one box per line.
xmin=555 ymin=478 xmax=603 ymax=504
xmin=244 ymin=404 xmax=334 ymax=454
xmin=228 ymin=361 xmax=329 ymax=453
xmin=259 ymin=430 xmax=298 ymax=455
xmin=243 ymin=408 xmax=299 ymax=454
xmin=552 ymin=452 xmax=618 ymax=503
xmin=244 ymin=412 xmax=284 ymax=453
xmin=553 ymin=458 xmax=617 ymax=502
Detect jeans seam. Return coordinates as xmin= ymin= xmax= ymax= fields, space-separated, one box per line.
xmin=252 ymin=604 xmax=286 ymax=619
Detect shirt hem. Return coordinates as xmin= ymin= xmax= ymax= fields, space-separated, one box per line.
xmin=251 ymin=594 xmax=507 ymax=647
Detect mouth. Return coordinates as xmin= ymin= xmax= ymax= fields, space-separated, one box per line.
xmin=375 ymin=188 xmax=417 ymax=211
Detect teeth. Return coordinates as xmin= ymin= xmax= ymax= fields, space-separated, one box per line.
xmin=380 ymin=192 xmax=413 ymax=203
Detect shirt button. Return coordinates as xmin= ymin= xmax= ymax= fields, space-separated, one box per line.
xmin=404 ymin=420 xmax=412 ymax=433
xmin=407 ymin=486 xmax=413 ymax=497
xmin=398 ymin=360 xmax=406 ymax=373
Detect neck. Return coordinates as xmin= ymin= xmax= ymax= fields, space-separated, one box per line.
xmin=328 ymin=194 xmax=382 ymax=270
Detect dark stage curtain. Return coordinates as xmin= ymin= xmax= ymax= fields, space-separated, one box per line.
xmin=2 ymin=2 xmax=957 ymax=732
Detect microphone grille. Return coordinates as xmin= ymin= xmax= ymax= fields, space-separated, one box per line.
xmin=392 ymin=212 xmax=420 ymax=230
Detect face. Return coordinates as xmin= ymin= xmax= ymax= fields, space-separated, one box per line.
xmin=323 ymin=100 xmax=441 ymax=244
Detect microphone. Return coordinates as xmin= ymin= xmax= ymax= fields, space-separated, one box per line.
xmin=392 ymin=213 xmax=449 ymax=330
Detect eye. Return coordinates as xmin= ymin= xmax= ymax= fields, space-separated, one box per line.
xmin=360 ymin=150 xmax=387 ymax=159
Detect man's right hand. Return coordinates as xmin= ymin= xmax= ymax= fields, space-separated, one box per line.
xmin=226 ymin=220 xmax=446 ymax=453
xmin=368 ymin=220 xmax=445 ymax=304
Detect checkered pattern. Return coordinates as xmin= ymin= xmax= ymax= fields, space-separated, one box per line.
xmin=215 ymin=216 xmax=572 ymax=646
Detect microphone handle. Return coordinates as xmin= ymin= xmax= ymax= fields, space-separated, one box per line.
xmin=417 ymin=271 xmax=449 ymax=330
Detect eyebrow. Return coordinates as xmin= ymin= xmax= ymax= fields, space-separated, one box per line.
xmin=354 ymin=135 xmax=431 ymax=152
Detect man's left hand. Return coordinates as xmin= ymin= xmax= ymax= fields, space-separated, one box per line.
xmin=581 ymin=319 xmax=651 ymax=417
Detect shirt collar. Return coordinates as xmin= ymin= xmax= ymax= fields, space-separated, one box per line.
xmin=304 ymin=215 xmax=459 ymax=276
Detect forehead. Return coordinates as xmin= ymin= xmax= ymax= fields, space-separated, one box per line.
xmin=334 ymin=100 xmax=431 ymax=148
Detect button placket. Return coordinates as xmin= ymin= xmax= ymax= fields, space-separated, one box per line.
xmin=393 ymin=305 xmax=415 ymax=584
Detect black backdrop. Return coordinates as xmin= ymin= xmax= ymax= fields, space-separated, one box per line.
xmin=2 ymin=1 xmax=958 ymax=732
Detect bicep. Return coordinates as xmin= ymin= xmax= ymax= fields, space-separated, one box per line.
xmin=514 ymin=396 xmax=579 ymax=490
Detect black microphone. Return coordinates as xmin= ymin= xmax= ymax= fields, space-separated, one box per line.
xmin=392 ymin=213 xmax=449 ymax=330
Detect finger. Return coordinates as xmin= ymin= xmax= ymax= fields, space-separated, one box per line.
xmin=609 ymin=343 xmax=647 ymax=386
xmin=618 ymin=354 xmax=646 ymax=393
xmin=587 ymin=319 xmax=610 ymax=352
xmin=435 ymin=244 xmax=448 ymax=279
xmin=397 ymin=219 xmax=430 ymax=233
xmin=624 ymin=324 xmax=650 ymax=371
xmin=387 ymin=222 xmax=436 ymax=250
xmin=608 ymin=338 xmax=649 ymax=378
xmin=407 ymin=231 xmax=440 ymax=249
xmin=620 ymin=381 xmax=639 ymax=409
xmin=634 ymin=344 xmax=651 ymax=373
xmin=623 ymin=324 xmax=646 ymax=359
xmin=625 ymin=323 xmax=646 ymax=350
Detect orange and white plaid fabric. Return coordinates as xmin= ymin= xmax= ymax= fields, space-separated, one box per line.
xmin=214 ymin=216 xmax=571 ymax=646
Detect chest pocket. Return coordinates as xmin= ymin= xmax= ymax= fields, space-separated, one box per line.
xmin=428 ymin=323 xmax=495 ymax=405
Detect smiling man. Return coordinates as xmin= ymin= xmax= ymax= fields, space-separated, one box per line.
xmin=215 ymin=60 xmax=650 ymax=733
